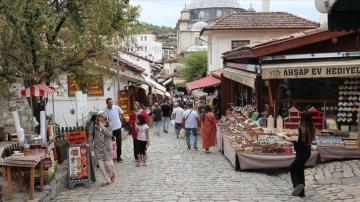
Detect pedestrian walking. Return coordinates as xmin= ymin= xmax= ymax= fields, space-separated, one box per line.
xmin=200 ymin=105 xmax=217 ymax=153
xmin=152 ymin=102 xmax=162 ymax=136
xmin=135 ymin=114 xmax=150 ymax=167
xmin=161 ymin=100 xmax=171 ymax=133
xmin=286 ymin=111 xmax=315 ymax=197
xmin=182 ymin=102 xmax=200 ymax=150
xmin=88 ymin=111 xmax=115 ymax=186
xmin=103 ymin=98 xmax=124 ymax=162
xmin=172 ymin=102 xmax=184 ymax=138
xmin=85 ymin=114 xmax=98 ymax=168
xmin=128 ymin=101 xmax=149 ymax=160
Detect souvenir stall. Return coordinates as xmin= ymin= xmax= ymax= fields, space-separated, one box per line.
xmin=220 ymin=28 xmax=360 ymax=167
xmin=0 ymin=84 xmax=58 ymax=200
xmin=218 ymin=106 xmax=318 ymax=171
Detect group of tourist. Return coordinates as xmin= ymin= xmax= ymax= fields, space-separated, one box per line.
xmin=85 ymin=95 xmax=315 ymax=198
xmin=85 ymin=97 xmax=219 ymax=186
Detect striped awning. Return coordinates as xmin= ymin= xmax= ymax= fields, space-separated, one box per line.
xmin=20 ymin=84 xmax=56 ymax=97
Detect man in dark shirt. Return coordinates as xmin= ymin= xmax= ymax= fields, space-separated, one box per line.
xmin=161 ymin=100 xmax=171 ymax=133
xmin=152 ymin=103 xmax=162 ymax=136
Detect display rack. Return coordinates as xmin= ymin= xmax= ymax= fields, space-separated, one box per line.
xmin=308 ymin=107 xmax=323 ymax=130
xmin=284 ymin=106 xmax=300 ymax=129
xmin=337 ymin=79 xmax=360 ymax=131
xmin=284 ymin=106 xmax=322 ymax=129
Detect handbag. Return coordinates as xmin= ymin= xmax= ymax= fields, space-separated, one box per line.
xmin=179 ymin=128 xmax=185 ymax=138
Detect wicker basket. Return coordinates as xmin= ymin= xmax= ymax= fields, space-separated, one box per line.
xmin=24 ymin=161 xmax=58 ymax=183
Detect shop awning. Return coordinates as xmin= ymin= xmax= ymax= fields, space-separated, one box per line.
xmin=223 ymin=68 xmax=257 ymax=88
xmin=162 ymin=78 xmax=173 ymax=86
xmin=142 ymin=75 xmax=170 ymax=97
xmin=261 ymin=59 xmax=360 ymax=79
xmin=186 ymin=76 xmax=220 ymax=92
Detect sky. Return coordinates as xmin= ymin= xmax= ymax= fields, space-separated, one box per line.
xmin=130 ymin=0 xmax=322 ymax=27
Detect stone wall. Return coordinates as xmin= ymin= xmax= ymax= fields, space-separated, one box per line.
xmin=0 ymin=97 xmax=33 ymax=135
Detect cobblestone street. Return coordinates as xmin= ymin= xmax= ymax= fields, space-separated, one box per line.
xmin=52 ymin=125 xmax=360 ymax=202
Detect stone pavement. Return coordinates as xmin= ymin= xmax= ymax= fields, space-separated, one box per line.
xmin=47 ymin=124 xmax=360 ymax=202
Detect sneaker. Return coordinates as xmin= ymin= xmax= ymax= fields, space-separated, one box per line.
xmin=117 ymin=157 xmax=123 ymax=163
xmin=193 ymin=146 xmax=198 ymax=150
xmin=292 ymin=184 xmax=304 ymax=196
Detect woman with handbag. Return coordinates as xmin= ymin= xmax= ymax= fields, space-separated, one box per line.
xmin=200 ymin=105 xmax=217 ymax=153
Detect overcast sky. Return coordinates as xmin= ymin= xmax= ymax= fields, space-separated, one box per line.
xmin=130 ymin=0 xmax=321 ymax=27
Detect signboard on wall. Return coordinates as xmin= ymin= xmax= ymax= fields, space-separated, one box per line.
xmin=262 ymin=60 xmax=360 ymax=79
xmin=118 ymin=90 xmax=129 ymax=119
xmin=67 ymin=75 xmax=104 ymax=97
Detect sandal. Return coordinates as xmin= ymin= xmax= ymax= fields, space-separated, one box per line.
xmin=101 ymin=182 xmax=110 ymax=187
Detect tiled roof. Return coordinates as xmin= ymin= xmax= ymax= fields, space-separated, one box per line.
xmin=202 ymin=12 xmax=319 ymax=32
xmin=222 ymin=27 xmax=337 ymax=57
xmin=117 ymin=58 xmax=145 ymax=73
xmin=210 ymin=69 xmax=223 ymax=78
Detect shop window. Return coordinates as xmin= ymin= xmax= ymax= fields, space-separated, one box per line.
xmin=231 ymin=40 xmax=250 ymax=49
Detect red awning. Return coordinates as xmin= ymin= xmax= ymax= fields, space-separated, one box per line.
xmin=20 ymin=84 xmax=56 ymax=97
xmin=186 ymin=76 xmax=220 ymax=92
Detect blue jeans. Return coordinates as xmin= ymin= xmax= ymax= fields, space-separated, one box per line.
xmin=185 ymin=128 xmax=198 ymax=149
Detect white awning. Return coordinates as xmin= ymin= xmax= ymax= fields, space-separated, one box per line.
xmin=223 ymin=68 xmax=257 ymax=88
xmin=163 ymin=78 xmax=173 ymax=86
xmin=142 ymin=75 xmax=170 ymax=97
xmin=262 ymin=59 xmax=360 ymax=79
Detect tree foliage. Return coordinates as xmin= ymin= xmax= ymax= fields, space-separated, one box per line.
xmin=141 ymin=22 xmax=175 ymax=35
xmin=180 ymin=51 xmax=208 ymax=83
xmin=0 ymin=0 xmax=141 ymax=122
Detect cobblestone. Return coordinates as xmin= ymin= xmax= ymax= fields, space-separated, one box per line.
xmin=47 ymin=125 xmax=360 ymax=201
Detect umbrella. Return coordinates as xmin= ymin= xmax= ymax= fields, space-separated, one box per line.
xmin=20 ymin=84 xmax=56 ymax=97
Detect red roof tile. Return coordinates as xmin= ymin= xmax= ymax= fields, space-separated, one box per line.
xmin=202 ymin=12 xmax=319 ymax=33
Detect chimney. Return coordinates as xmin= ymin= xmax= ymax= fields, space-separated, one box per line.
xmin=262 ymin=0 xmax=270 ymax=12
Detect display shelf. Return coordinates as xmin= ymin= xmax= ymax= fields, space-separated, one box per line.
xmin=337 ymin=79 xmax=360 ymax=130
xmin=284 ymin=106 xmax=323 ymax=129
xmin=284 ymin=106 xmax=300 ymax=129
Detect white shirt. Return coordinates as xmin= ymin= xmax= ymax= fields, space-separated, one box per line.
xmin=136 ymin=124 xmax=149 ymax=141
xmin=174 ymin=107 xmax=184 ymax=123
xmin=182 ymin=109 xmax=198 ymax=128
xmin=104 ymin=105 xmax=123 ymax=131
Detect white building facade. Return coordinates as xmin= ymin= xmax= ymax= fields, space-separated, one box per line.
xmin=122 ymin=33 xmax=163 ymax=62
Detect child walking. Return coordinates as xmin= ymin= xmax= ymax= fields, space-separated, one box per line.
xmin=111 ymin=136 xmax=117 ymax=163
xmin=135 ymin=114 xmax=150 ymax=167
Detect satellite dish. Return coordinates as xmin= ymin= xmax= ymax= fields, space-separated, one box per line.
xmin=315 ymin=0 xmax=338 ymax=13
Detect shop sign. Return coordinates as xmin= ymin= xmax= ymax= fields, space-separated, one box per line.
xmin=67 ymin=144 xmax=92 ymax=188
xmin=263 ymin=66 xmax=360 ymax=79
xmin=118 ymin=90 xmax=129 ymax=119
xmin=67 ymin=75 xmax=104 ymax=97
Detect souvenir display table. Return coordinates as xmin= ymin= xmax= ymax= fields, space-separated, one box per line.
xmin=317 ymin=146 xmax=360 ymax=161
xmin=237 ymin=151 xmax=318 ymax=170
xmin=218 ymin=110 xmax=319 ymax=171
xmin=216 ymin=126 xmax=223 ymax=152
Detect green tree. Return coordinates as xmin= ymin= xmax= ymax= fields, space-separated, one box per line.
xmin=180 ymin=51 xmax=208 ymax=82
xmin=141 ymin=22 xmax=175 ymax=34
xmin=0 ymin=0 xmax=141 ymax=125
